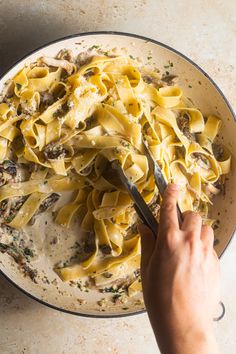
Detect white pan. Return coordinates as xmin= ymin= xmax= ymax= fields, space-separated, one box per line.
xmin=0 ymin=32 xmax=235 ymax=318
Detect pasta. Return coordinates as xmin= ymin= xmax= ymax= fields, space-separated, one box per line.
xmin=0 ymin=50 xmax=231 ymax=288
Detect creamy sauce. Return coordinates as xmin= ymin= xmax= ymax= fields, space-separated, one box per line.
xmin=24 ymin=191 xmax=86 ymax=269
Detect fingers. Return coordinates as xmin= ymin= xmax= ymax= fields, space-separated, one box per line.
xmin=159 ymin=184 xmax=180 ymax=235
xmin=138 ymin=223 xmax=156 ymax=269
xmin=181 ymin=211 xmax=202 ymax=237
xmin=201 ymin=224 xmax=214 ymax=251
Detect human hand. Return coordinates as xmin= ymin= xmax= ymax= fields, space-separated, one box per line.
xmin=139 ymin=184 xmax=220 ymax=354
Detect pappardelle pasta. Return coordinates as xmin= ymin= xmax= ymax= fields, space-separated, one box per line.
xmin=0 ymin=49 xmax=231 ymax=290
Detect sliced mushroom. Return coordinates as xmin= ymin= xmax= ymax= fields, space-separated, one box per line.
xmin=43 ymin=144 xmax=66 ymax=160
xmin=1 ymin=80 xmax=15 ymax=99
xmin=0 ymin=160 xmax=18 ymax=186
xmin=39 ymin=193 xmax=60 ymax=213
xmin=76 ymin=51 xmax=93 ymax=67
xmin=192 ymin=153 xmax=210 ymax=169
xmin=56 ymin=49 xmax=75 ymax=63
xmin=176 ymin=113 xmax=196 ymax=141
xmin=0 ymin=160 xmax=17 ymax=177
xmin=0 ymin=196 xmax=27 ymax=224
xmin=161 ymin=74 xmax=178 ymax=85
xmin=40 ymin=56 xmax=76 ymax=75
xmin=29 ymin=193 xmax=60 ymax=225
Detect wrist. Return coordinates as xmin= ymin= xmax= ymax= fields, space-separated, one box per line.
xmin=151 ymin=318 xmax=218 ymax=354
xmin=156 ymin=330 xmax=218 ymax=354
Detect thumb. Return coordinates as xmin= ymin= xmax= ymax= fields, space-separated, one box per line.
xmin=138 ymin=223 xmax=156 ymax=269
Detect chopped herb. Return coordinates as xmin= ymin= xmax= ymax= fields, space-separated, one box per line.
xmin=5 ymin=215 xmax=15 ymax=223
xmin=112 ymin=294 xmax=122 ymax=302
xmin=129 ymin=55 xmax=135 ymax=60
xmin=100 ymin=286 xmax=123 ymax=294
xmin=77 ymin=281 xmax=89 ymax=292
xmin=147 ymin=56 xmax=152 ymax=60
xmin=24 ymin=248 xmax=34 ymax=257
xmin=88 ymin=45 xmax=100 ymax=50
xmin=164 ymin=61 xmax=173 ymax=69
xmin=3 ymin=159 xmax=12 ymax=165
xmin=198 ymin=81 xmax=202 ymax=85
xmin=102 ymin=51 xmax=109 ymax=56
xmin=70 ymin=241 xmax=81 ymax=249
xmin=188 ymin=84 xmax=192 ymax=88
xmin=165 ymin=71 xmax=170 ymax=75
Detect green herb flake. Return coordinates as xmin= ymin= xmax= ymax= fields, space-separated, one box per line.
xmin=165 ymin=71 xmax=170 ymax=75
xmin=3 ymin=159 xmax=12 ymax=165
xmin=147 ymin=56 xmax=152 ymax=60
xmin=129 ymin=55 xmax=135 ymax=60
xmin=188 ymin=84 xmax=192 ymax=88
xmin=88 ymin=45 xmax=100 ymax=51
xmin=24 ymin=247 xmax=34 ymax=258
xmin=100 ymin=286 xmax=120 ymax=294
xmin=5 ymin=215 xmax=15 ymax=223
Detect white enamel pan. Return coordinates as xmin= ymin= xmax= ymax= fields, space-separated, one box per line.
xmin=0 ymin=32 xmax=235 ymax=318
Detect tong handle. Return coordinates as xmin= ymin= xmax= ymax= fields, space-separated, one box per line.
xmin=176 ymin=203 xmax=183 ymax=227
xmin=133 ymin=204 xmax=159 ymax=237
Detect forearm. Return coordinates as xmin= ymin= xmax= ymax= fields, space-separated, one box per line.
xmin=140 ymin=185 xmax=220 ymax=354
xmin=151 ymin=322 xmax=219 ymax=354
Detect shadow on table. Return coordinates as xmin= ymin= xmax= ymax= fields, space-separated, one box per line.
xmin=0 ymin=4 xmax=91 ymax=76
xmin=0 ymin=273 xmax=39 ymax=315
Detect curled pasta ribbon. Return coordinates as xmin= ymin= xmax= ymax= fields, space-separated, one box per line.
xmin=27 ymin=66 xmax=62 ymax=92
xmin=0 ymin=103 xmax=15 ymax=121
xmin=55 ymin=235 xmax=140 ymax=281
xmin=0 ymin=54 xmax=231 ymax=283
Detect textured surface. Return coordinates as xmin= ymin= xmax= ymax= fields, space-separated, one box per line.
xmin=0 ymin=0 xmax=235 ymax=353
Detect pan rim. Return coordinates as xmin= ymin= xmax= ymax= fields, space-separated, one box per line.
xmin=0 ymin=30 xmax=235 ymax=318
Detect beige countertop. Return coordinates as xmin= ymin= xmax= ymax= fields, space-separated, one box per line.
xmin=0 ymin=1 xmax=235 ymax=353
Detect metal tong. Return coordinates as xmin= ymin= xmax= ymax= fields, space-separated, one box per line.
xmin=112 ymin=139 xmax=183 ymax=238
